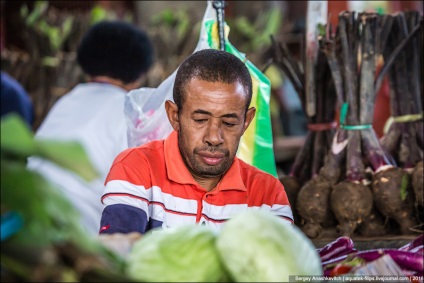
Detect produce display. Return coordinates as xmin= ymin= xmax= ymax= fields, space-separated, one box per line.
xmin=274 ymin=10 xmax=424 ymax=239
xmin=2 ymin=4 xmax=424 ymax=282
xmin=271 ymin=30 xmax=338 ymax=233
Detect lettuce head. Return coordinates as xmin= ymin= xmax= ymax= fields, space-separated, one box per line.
xmin=216 ymin=210 xmax=322 ymax=282
xmin=126 ymin=224 xmax=228 ymax=282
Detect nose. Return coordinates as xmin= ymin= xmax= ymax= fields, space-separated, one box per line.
xmin=204 ymin=119 xmax=224 ymax=146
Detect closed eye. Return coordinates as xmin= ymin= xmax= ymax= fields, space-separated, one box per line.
xmin=194 ymin=119 xmax=207 ymax=124
xmin=223 ymin=121 xmax=236 ymax=127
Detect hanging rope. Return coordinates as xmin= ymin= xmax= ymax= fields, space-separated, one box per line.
xmin=212 ymin=0 xmax=226 ymax=51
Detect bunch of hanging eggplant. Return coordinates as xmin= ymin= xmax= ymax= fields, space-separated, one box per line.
xmin=270 ymin=31 xmax=338 ymax=229
xmin=378 ymin=11 xmax=423 ymax=228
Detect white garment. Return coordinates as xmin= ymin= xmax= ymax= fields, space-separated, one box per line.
xmin=27 ymin=83 xmax=129 ymax=235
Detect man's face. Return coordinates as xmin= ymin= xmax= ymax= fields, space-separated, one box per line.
xmin=176 ymin=78 xmax=254 ymax=179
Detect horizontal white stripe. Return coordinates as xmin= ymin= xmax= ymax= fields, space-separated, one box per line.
xmin=161 ymin=213 xmax=197 ymax=229
xmin=270 ymin=204 xmax=294 ymax=221
xmin=202 ymin=202 xmax=293 ymax=222
xmin=102 ymin=180 xmax=150 ymax=213
xmin=151 ymin=186 xmax=198 ymax=214
xmin=103 ymin=180 xmax=150 ymax=199
xmin=102 ymin=180 xmax=198 ymax=222
xmin=202 ymin=202 xmax=248 ymax=220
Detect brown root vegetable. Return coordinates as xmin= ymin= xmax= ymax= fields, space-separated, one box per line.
xmin=372 ymin=167 xmax=418 ymax=234
xmin=297 ymin=176 xmax=335 ymax=238
xmin=412 ymin=161 xmax=423 ymax=207
xmin=411 ymin=161 xmax=423 ymax=224
xmin=330 ymin=181 xmax=373 ymax=237
xmin=280 ymin=175 xmax=301 ymax=225
xmin=358 ymin=207 xmax=388 ymax=237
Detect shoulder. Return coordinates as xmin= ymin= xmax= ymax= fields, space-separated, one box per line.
xmin=113 ymin=139 xmax=165 ymax=165
xmin=237 ymin=158 xmax=282 ymax=188
xmin=106 ymin=139 xmax=166 ymax=185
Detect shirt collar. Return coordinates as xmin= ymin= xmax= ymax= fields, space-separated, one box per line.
xmin=164 ymin=130 xmax=246 ymax=192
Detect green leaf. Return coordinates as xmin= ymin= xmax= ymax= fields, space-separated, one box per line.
xmin=317 ymin=23 xmax=326 ymax=37
xmin=25 ymin=1 xmax=48 ymax=26
xmin=176 ymin=10 xmax=190 ymax=42
xmin=1 ymin=114 xmax=37 ymax=157
xmin=400 ymin=174 xmax=409 ymax=201
xmin=1 ymin=114 xmax=98 ymax=181
xmin=35 ymin=140 xmax=99 ymax=182
xmin=20 ymin=5 xmax=29 ymax=19
xmin=1 ymin=161 xmax=80 ymax=247
xmin=41 ymin=56 xmax=60 ymax=67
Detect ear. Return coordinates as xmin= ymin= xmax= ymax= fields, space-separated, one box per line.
xmin=165 ymin=100 xmax=180 ymax=131
xmin=242 ymin=107 xmax=256 ymax=134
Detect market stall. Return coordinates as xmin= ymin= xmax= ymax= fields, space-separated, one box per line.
xmin=1 ymin=0 xmax=423 ymax=282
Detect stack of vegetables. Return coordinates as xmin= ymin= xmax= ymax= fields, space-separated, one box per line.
xmin=316 ymin=11 xmax=400 ymax=238
xmin=379 ymin=11 xmax=423 ymax=225
xmin=276 ymin=10 xmax=423 ymax=239
xmin=318 ymin=11 xmax=423 ymax=237
xmin=270 ymin=34 xmax=339 ymax=229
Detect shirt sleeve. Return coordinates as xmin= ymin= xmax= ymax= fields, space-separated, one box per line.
xmin=99 ymin=149 xmax=153 ymax=234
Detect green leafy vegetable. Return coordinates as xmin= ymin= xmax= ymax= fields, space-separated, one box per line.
xmin=1 ymin=114 xmax=98 ymax=181
xmin=126 ymin=225 xmax=228 ymax=282
xmin=216 ymin=210 xmax=323 ymax=282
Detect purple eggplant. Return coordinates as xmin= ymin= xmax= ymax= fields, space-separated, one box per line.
xmin=409 ymin=245 xmax=423 ymax=254
xmin=354 ymin=249 xmax=423 ymax=273
xmin=322 ymin=248 xmax=423 ymax=274
xmin=399 ymin=234 xmax=424 ymax=251
xmin=317 ymin=236 xmax=355 ymax=261
xmin=321 ymin=254 xmax=350 ymax=267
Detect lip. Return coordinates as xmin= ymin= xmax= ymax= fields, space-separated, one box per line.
xmin=198 ymin=152 xmax=224 ymax=166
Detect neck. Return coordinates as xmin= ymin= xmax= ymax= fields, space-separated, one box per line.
xmin=193 ymin=175 xmax=222 ymax=192
xmin=89 ymin=76 xmax=131 ymax=91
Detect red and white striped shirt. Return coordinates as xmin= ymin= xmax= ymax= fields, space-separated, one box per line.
xmin=99 ymin=130 xmax=293 ymax=234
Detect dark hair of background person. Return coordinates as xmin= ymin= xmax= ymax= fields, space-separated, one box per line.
xmin=76 ymin=20 xmax=154 ymax=84
xmin=173 ymin=49 xmax=252 ymax=113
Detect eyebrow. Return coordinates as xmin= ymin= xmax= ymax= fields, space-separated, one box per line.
xmin=193 ymin=109 xmax=239 ymax=118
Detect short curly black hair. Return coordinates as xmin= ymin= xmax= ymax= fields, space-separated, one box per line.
xmin=173 ymin=49 xmax=252 ymax=113
xmin=77 ymin=21 xmax=154 ymax=84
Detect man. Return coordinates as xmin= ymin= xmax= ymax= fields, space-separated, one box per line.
xmin=27 ymin=21 xmax=154 ymax=235
xmin=100 ymin=49 xmax=293 ymax=234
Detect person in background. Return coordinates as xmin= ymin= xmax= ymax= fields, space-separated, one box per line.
xmin=1 ymin=71 xmax=34 ymax=127
xmin=99 ymin=49 xmax=293 ymax=235
xmin=27 ymin=20 xmax=154 ymax=236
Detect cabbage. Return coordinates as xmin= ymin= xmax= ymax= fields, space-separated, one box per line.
xmin=126 ymin=225 xmax=228 ymax=282
xmin=216 ymin=210 xmax=322 ymax=282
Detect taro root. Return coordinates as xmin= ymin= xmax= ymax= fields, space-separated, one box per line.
xmin=380 ymin=12 xmax=423 ymax=169
xmin=280 ymin=175 xmax=301 ymax=225
xmin=317 ymin=12 xmax=401 ymax=237
xmin=270 ymin=32 xmax=337 ymax=186
xmin=411 ymin=161 xmax=423 ymax=207
xmin=331 ymin=181 xmax=373 ymax=236
xmin=358 ymin=207 xmax=388 ymax=236
xmin=372 ymin=167 xmax=418 ymax=234
xmin=297 ymin=176 xmax=336 ymax=238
